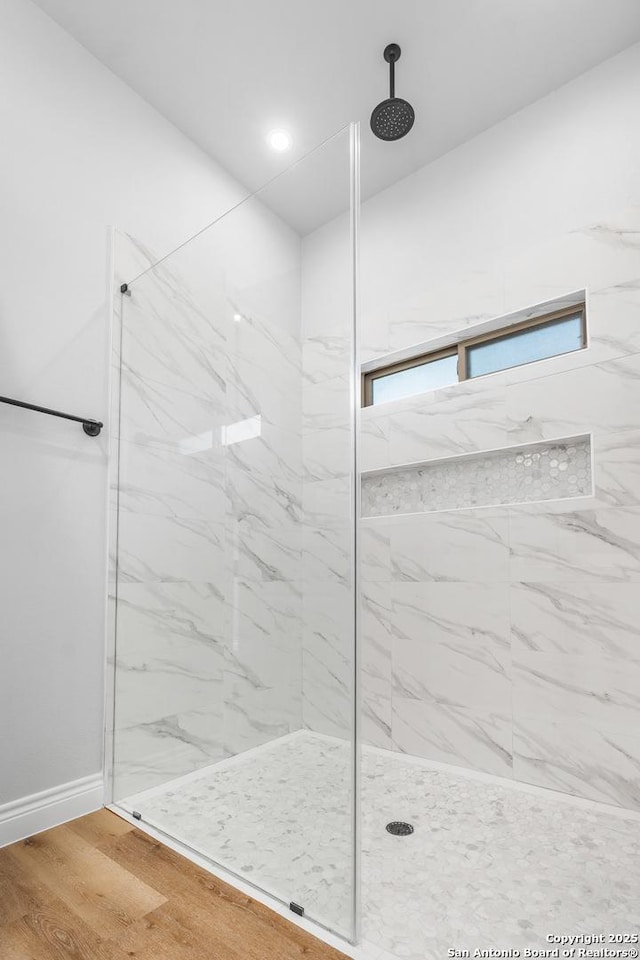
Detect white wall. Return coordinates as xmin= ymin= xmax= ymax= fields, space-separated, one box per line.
xmin=306 ymin=40 xmax=640 ymax=363
xmin=301 ymin=41 xmax=640 ymax=809
xmin=0 ymin=0 xmax=256 ymax=811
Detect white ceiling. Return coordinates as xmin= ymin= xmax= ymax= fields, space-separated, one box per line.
xmin=33 ymin=0 xmax=640 ymax=234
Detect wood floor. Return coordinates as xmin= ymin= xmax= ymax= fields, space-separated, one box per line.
xmin=0 ymin=808 xmax=350 ymax=960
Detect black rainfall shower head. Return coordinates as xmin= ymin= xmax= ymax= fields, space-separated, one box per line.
xmin=370 ymin=43 xmax=415 ymax=142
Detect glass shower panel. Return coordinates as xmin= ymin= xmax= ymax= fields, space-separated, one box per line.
xmin=110 ymin=125 xmax=358 ymax=941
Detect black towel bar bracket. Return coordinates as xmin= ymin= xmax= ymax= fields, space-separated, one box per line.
xmin=0 ymin=395 xmax=103 ymax=437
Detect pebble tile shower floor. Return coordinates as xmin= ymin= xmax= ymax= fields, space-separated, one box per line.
xmin=120 ymin=731 xmax=640 ymax=959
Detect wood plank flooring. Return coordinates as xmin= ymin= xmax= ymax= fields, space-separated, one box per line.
xmin=0 ymin=808 xmax=350 ymax=960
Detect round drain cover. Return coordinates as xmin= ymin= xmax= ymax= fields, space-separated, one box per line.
xmin=386 ymin=821 xmax=414 ymax=836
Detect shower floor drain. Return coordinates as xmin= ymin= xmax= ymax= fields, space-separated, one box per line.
xmin=386 ymin=821 xmax=414 ymax=836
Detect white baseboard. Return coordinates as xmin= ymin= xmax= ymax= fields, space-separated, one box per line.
xmin=0 ymin=773 xmax=104 ymax=848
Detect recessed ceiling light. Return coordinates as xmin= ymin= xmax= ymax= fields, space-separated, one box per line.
xmin=267 ymin=129 xmax=292 ymax=152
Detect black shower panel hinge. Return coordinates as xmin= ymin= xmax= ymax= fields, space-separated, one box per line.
xmin=132 ymin=810 xmax=142 ymax=820
xmin=120 ymin=283 xmax=131 ymax=295
xmin=289 ymin=902 xmax=305 ymax=917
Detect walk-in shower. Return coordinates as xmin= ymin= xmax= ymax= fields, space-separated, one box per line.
xmin=107 ymin=92 xmax=640 ymax=959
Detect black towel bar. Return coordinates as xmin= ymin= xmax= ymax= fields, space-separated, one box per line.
xmin=0 ymin=395 xmax=103 ymax=436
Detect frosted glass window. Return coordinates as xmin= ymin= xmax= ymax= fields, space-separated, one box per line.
xmin=371 ymin=353 xmax=458 ymax=405
xmin=466 ymin=313 xmax=583 ymax=379
xmin=362 ymin=304 xmax=586 ymax=407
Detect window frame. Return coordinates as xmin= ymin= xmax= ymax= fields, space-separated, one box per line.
xmin=362 ymin=303 xmax=586 ymax=408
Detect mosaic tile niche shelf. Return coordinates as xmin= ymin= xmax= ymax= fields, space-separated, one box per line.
xmin=361 ymin=435 xmax=592 ymax=517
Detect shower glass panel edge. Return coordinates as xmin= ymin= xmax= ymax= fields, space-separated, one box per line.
xmin=108 ymin=123 xmax=360 ymax=943
xmin=349 ymin=119 xmax=362 ymax=947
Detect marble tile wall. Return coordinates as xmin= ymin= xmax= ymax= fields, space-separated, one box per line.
xmin=354 ymin=203 xmax=640 ymax=811
xmin=110 ymin=229 xmax=305 ymax=799
xmin=300 ymin=238 xmax=355 ymax=739
xmin=300 ymin=381 xmax=355 ymax=738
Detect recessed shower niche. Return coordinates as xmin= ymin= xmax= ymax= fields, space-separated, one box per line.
xmin=361 ymin=435 xmax=592 ymax=518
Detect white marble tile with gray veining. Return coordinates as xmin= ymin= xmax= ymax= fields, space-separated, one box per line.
xmin=226 ymin=349 xmax=301 ymax=435
xmin=302 ymin=424 xmax=352 ymax=482
xmin=514 ymin=716 xmax=640 ymax=810
xmin=228 ymin=456 xmax=301 ymax=526
xmin=116 ymin=512 xmax=227 ymax=584
xmin=302 ymin=584 xmax=354 ymax=739
xmin=587 ymin=278 xmax=640 ymax=360
xmin=508 ymin=505 xmax=640 ymax=582
xmin=361 ymin=694 xmax=393 ymax=751
xmin=224 ymin=581 xmax=302 ymax=702
xmin=226 ymin=467 xmax=302 ymax=583
xmin=388 ymin=512 xmax=509 ymax=582
xmin=593 ymin=428 xmax=640 ymax=507
xmin=388 ymin=581 xmax=510 ymax=652
xmin=393 ymin=633 xmax=511 ymax=717
xmin=302 ymin=334 xmax=351 ymax=385
xmin=360 ymin=523 xmax=391 ymax=582
xmin=360 ymin=412 xmax=390 ymax=473
xmin=117 ymin=364 xmax=226 ymax=450
xmin=114 ymin=583 xmax=225 ymax=725
xmin=117 ymin=438 xmax=227 ymax=520
xmin=228 ymin=306 xmax=301 ymax=373
xmin=116 ymin=579 xmax=226 ymax=652
xmin=302 ymin=642 xmax=352 ymax=739
xmin=358 ymin=583 xmax=393 ymax=749
xmin=360 ymin=583 xmax=393 ymax=701
xmin=225 ymin=419 xmax=301 ymax=490
xmin=121 ymin=292 xmax=227 ymax=400
xmin=387 ymin=271 xmax=505 ymax=352
xmin=392 ymin=698 xmax=512 ymax=777
xmin=301 ymin=524 xmax=350 ymax=584
xmin=513 ymin=652 xmax=640 ymax=734
xmin=302 ymin=476 xmax=351 ymax=528
xmin=223 ymin=672 xmax=300 ymax=756
xmin=114 ymin=661 xmax=224 ymax=732
xmin=303 ymin=374 xmax=351 ymax=432
xmin=112 ymin=708 xmax=228 ymax=800
xmin=227 ymin=517 xmax=301 ymax=584
xmin=501 ymin=207 xmax=640 ymax=310
xmin=226 ymin=578 xmax=302 ymax=647
xmin=387 ymin=385 xmax=507 ymax=464
xmin=511 ymin=580 xmax=640 ymax=659
xmin=506 ymin=351 xmax=640 ymax=444
xmin=125 ymin=243 xmax=229 ymax=348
